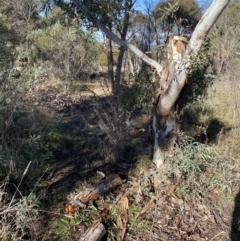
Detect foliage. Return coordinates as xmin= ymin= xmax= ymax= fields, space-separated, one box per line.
xmin=178 ymin=40 xmax=216 ymax=107
xmin=98 ymin=48 xmax=119 ymax=67
xmin=0 ymin=137 xmax=51 ymax=187
xmin=28 ymin=20 xmax=101 ymax=90
xmin=119 ymin=67 xmax=155 ymax=112
xmin=0 ymin=87 xmax=52 ymax=188
xmin=0 ymin=20 xmax=19 ymax=68
xmin=166 ymin=133 xmax=236 ymax=200
xmin=49 ymin=214 xmax=85 ymax=240
xmin=0 ymin=178 xmax=40 ymax=240
xmin=0 ymin=0 xmax=41 ymax=37
xmin=154 ymin=0 xmax=202 ymax=35
xmin=209 ymin=1 xmax=240 ymax=73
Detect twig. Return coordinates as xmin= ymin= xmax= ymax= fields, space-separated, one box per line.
xmin=8 ymin=161 xmax=32 ymax=209
xmin=209 ymin=231 xmax=226 ymax=241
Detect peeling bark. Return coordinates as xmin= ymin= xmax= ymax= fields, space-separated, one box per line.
xmin=65 ymin=174 xmax=126 ymax=214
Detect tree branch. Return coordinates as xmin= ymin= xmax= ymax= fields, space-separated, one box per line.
xmin=188 ymin=0 xmax=230 ymax=55
xmin=73 ymin=0 xmax=230 ymax=117
xmin=158 ymin=0 xmax=230 ymax=116
xmin=73 ymin=0 xmax=163 ymax=73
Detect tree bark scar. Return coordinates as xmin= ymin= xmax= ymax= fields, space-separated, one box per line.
xmin=197 ymin=30 xmax=206 ymax=40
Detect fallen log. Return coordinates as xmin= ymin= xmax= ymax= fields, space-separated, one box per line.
xmin=80 ymin=222 xmax=106 ymax=241
xmin=65 ymin=174 xmax=127 ymax=215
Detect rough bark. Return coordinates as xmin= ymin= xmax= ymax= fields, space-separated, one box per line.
xmin=115 ymin=46 xmax=124 ymax=92
xmin=104 ymin=23 xmax=114 ymax=93
xmin=106 ymin=36 xmax=114 ymax=90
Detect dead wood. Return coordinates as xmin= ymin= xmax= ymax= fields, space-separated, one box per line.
xmin=65 ymin=174 xmax=127 ymax=215
xmin=80 ymin=222 xmax=106 ymax=241
xmin=116 ymin=196 xmax=129 ymax=241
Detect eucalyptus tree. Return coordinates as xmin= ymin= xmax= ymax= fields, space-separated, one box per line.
xmin=125 ymin=0 xmax=202 ymax=74
xmin=72 ymin=0 xmax=230 ymax=168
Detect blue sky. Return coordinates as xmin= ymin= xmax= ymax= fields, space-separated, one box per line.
xmin=134 ymin=0 xmax=212 ymax=12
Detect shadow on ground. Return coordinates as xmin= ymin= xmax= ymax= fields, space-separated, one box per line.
xmin=231 ymin=190 xmax=240 ymax=241
xmin=39 ymin=92 xmax=151 ymax=204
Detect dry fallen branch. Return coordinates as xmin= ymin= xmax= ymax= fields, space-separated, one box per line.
xmin=65 ymin=174 xmax=127 ymax=215
xmin=116 ymin=196 xmax=129 ymax=241
xmin=80 ymin=222 xmax=106 ymax=241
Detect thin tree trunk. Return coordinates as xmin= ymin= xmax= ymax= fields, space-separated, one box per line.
xmin=127 ymin=50 xmax=134 ymax=76
xmin=107 ymin=37 xmax=114 ymax=92
xmin=115 ymin=0 xmax=132 ymax=94
xmin=115 ymin=46 xmax=125 ymax=93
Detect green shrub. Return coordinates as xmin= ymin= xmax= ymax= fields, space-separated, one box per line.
xmin=0 ymin=178 xmax=40 ymax=240
xmin=165 ymin=133 xmax=236 ymax=200
xmin=119 ymin=67 xmax=155 ymax=112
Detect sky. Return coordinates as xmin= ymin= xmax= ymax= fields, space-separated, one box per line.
xmin=134 ymin=0 xmax=213 ymax=12
xmin=95 ymin=0 xmax=214 ymax=42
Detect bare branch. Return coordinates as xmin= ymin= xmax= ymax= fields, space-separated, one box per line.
xmin=188 ymin=0 xmax=230 ymax=55
xmin=159 ymin=0 xmax=230 ymax=116
xmin=73 ymin=0 xmax=163 ymax=73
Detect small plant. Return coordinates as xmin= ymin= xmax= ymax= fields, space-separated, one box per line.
xmin=0 ymin=166 xmax=40 ymax=241
xmin=165 ymin=133 xmax=237 ymax=201
xmin=49 ymin=215 xmax=84 ymax=240
xmin=119 ymin=67 xmax=155 ymax=112
xmin=127 ymin=204 xmax=149 ymax=232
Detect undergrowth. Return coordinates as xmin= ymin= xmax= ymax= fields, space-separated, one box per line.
xmin=165 ymin=133 xmax=237 ymax=200
xmin=0 ymin=168 xmax=41 ymax=241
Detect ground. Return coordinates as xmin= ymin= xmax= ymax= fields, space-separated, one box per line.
xmin=4 ymin=79 xmax=240 ymax=241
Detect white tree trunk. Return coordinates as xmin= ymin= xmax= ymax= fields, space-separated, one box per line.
xmin=73 ymin=0 xmax=230 ymax=167
xmin=151 ymin=0 xmax=230 ymax=167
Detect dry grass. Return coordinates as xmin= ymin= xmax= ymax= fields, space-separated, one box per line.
xmin=207 ymin=79 xmax=240 ymax=126
xmin=1 ymin=67 xmax=240 ymax=241
xmin=38 ymin=75 xmax=113 ymax=97
xmin=206 ymin=77 xmax=240 ymax=159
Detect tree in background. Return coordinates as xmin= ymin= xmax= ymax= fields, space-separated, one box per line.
xmin=125 ymin=0 xmax=202 ymax=76
xmin=0 ymin=19 xmax=19 ymax=69
xmin=28 ymin=7 xmax=101 ymax=92
xmin=209 ymin=1 xmax=240 ymax=74
xmin=65 ymin=0 xmax=136 ymax=94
